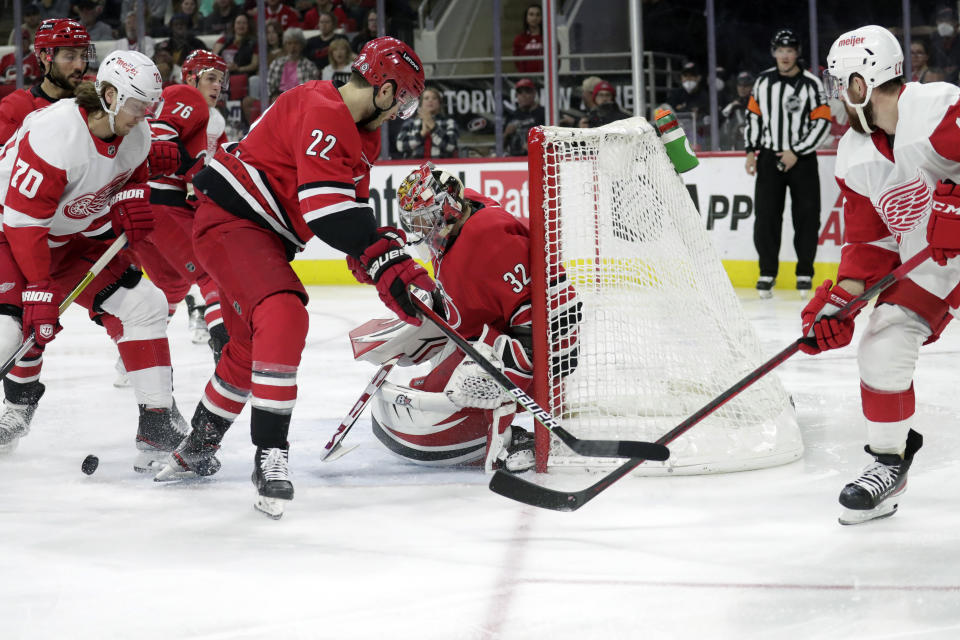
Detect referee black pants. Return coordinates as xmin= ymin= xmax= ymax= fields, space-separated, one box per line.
xmin=753 ymin=149 xmax=821 ymax=280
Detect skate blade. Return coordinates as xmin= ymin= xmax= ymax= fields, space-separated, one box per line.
xmin=191 ymin=328 xmax=210 ymax=344
xmin=758 ymin=290 xmax=773 ymax=300
xmin=153 ymin=464 xmax=198 ymax=482
xmin=798 ymin=290 xmax=810 ymax=300
xmin=838 ymin=502 xmax=899 ymax=526
xmin=254 ymin=496 xmax=288 ymax=519
xmin=0 ymin=438 xmax=20 ymax=455
xmin=134 ymin=452 xmax=169 ymax=474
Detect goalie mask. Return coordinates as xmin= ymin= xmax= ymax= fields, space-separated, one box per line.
xmin=397 ymin=162 xmax=466 ymax=258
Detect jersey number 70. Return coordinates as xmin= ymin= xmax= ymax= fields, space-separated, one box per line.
xmin=11 ymin=159 xmax=43 ymax=198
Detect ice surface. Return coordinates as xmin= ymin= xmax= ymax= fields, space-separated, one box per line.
xmin=2 ymin=286 xmax=959 ymax=639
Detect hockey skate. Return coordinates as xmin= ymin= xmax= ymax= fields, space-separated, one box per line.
xmin=0 ymin=381 xmax=44 ymax=454
xmin=185 ymin=294 xmax=209 ymax=344
xmin=134 ymin=401 xmax=191 ymax=473
xmin=495 ymin=426 xmax=535 ymax=473
xmin=838 ymin=429 xmax=923 ymax=526
xmin=252 ymin=446 xmax=294 ymax=519
xmin=796 ymin=276 xmax=812 ymax=300
xmin=756 ymin=276 xmax=775 ymax=299
xmin=154 ymin=404 xmax=230 ymax=481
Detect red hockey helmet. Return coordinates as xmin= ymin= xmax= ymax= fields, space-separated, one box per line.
xmin=351 ymin=36 xmax=425 ymax=119
xmin=397 ymin=162 xmax=466 ymax=256
xmin=181 ymin=49 xmax=228 ymax=85
xmin=34 ymin=19 xmax=95 ymax=63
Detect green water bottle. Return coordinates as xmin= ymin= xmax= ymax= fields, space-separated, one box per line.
xmin=654 ymin=108 xmax=699 ymax=173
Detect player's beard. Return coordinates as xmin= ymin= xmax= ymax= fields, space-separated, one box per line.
xmin=845 ymin=101 xmax=876 ymax=134
xmin=50 ymin=62 xmax=84 ymax=92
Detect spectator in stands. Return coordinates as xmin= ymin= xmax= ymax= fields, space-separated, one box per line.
xmin=297 ymin=0 xmax=320 ymax=30
xmin=264 ymin=19 xmax=284 ymax=68
xmin=0 ymin=30 xmax=42 ymax=86
xmin=73 ymin=0 xmax=115 ymax=42
xmin=318 ymin=0 xmax=355 ymax=32
xmin=559 ymin=75 xmax=602 ymax=126
xmin=342 ymin=0 xmax=367 ymax=28
xmin=582 ymin=80 xmax=629 ymax=128
xmin=203 ymin=0 xmax=239 ymax=36
xmin=213 ymin=13 xmax=258 ymax=76
xmin=153 ymin=47 xmax=181 ymax=87
xmin=719 ymin=70 xmax=753 ymax=151
xmin=266 ymin=27 xmax=318 ymax=103
xmin=177 ymin=0 xmax=205 ymax=33
xmin=910 ymin=38 xmax=932 ymax=83
xmin=351 ymin=9 xmax=379 ymax=54
xmin=248 ymin=0 xmax=300 ymax=31
xmin=931 ymin=6 xmax=960 ymax=81
xmin=667 ymin=61 xmax=710 ymax=117
xmin=121 ymin=0 xmax=171 ymax=37
xmin=321 ymin=37 xmax=354 ymax=85
xmin=159 ymin=13 xmax=208 ymax=66
xmin=504 ymin=78 xmax=544 ymax=156
xmin=304 ymin=11 xmax=348 ymax=69
xmin=7 ymin=4 xmax=42 ymax=48
xmin=114 ymin=11 xmax=157 ymax=59
xmin=513 ymin=3 xmax=543 ymax=73
xmin=36 ymin=0 xmax=72 ymax=22
xmin=395 ymin=86 xmax=459 ymax=159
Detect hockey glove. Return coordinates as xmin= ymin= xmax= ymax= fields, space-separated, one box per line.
xmin=445 ymin=326 xmax=509 ymax=409
xmin=109 ymin=184 xmax=155 ymax=246
xmin=357 ymin=227 xmax=435 ymax=325
xmin=21 ymin=280 xmax=62 ymax=346
xmin=799 ymin=279 xmax=857 ymax=354
xmin=927 ymin=180 xmax=960 ymax=266
xmin=147 ymin=140 xmax=181 ymax=178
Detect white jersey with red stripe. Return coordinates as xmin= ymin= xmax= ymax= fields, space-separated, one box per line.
xmin=199 ymin=80 xmax=380 ymax=252
xmin=206 ymin=106 xmax=226 ymax=161
xmin=835 ymin=81 xmax=960 ymax=304
xmin=0 ymin=99 xmax=149 ymax=258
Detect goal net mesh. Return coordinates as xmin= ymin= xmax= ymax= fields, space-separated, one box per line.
xmin=530 ymin=117 xmax=803 ymax=475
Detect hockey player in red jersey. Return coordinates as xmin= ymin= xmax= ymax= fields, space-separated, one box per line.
xmin=135 ymin=50 xmax=230 ymax=362
xmin=0 ymin=49 xmax=188 ymax=471
xmin=154 ymin=37 xmax=433 ymax=519
xmin=804 ymin=25 xmax=960 ymax=524
xmin=347 ymin=163 xmax=581 ymax=472
xmin=0 ymin=19 xmax=95 ymax=144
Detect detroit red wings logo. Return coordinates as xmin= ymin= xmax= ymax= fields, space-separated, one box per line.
xmin=63 ymin=171 xmax=133 ymax=220
xmin=877 ymin=174 xmax=931 ymax=236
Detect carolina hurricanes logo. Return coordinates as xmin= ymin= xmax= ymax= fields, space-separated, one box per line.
xmin=63 ymin=171 xmax=134 ymax=220
xmin=877 ymin=174 xmax=931 ymax=236
xmin=437 ymin=286 xmax=462 ymax=329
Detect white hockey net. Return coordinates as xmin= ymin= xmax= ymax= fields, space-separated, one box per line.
xmin=529 ymin=117 xmax=802 ymax=475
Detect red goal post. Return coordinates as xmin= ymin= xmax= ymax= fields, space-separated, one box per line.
xmin=527 ymin=117 xmax=803 ymax=475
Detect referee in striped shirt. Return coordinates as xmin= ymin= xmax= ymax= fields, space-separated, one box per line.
xmin=744 ymin=28 xmax=831 ymax=298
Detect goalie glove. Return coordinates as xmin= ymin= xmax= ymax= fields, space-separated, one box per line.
xmin=927 ymin=180 xmax=960 ymax=266
xmin=799 ymin=279 xmax=857 ymax=354
xmin=355 ymin=227 xmax=436 ymax=325
xmin=444 ymin=326 xmax=533 ymax=409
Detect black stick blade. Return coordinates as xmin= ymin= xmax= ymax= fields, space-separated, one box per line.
xmin=552 ymin=427 xmax=670 ymax=461
xmin=489 ymin=471 xmax=586 ymax=512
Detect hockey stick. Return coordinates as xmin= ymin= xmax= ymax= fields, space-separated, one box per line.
xmin=489 ymin=248 xmax=933 ymax=512
xmin=409 ymin=287 xmax=670 ymax=461
xmin=0 ymin=233 xmax=129 ymax=380
xmin=321 ymin=355 xmax=401 ymax=462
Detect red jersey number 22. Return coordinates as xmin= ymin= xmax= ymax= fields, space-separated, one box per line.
xmin=306 ymin=130 xmax=337 ymax=159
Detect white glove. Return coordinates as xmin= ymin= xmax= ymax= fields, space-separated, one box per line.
xmin=444 ymin=326 xmax=508 ymax=409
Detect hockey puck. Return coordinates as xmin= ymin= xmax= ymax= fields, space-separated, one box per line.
xmin=81 ymin=454 xmax=99 ymax=475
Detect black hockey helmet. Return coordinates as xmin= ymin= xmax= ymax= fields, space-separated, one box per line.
xmin=771 ymin=28 xmax=801 ymax=53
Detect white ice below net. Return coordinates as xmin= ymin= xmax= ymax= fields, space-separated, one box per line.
xmin=540 ymin=117 xmax=803 ymax=475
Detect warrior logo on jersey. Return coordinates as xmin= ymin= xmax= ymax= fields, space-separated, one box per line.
xmin=63 ymin=171 xmax=133 ymax=220
xmin=877 ymin=173 xmax=931 ymax=236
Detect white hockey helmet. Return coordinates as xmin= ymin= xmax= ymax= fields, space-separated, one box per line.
xmin=96 ymin=49 xmax=163 ymax=131
xmin=825 ymin=25 xmax=904 ymax=109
